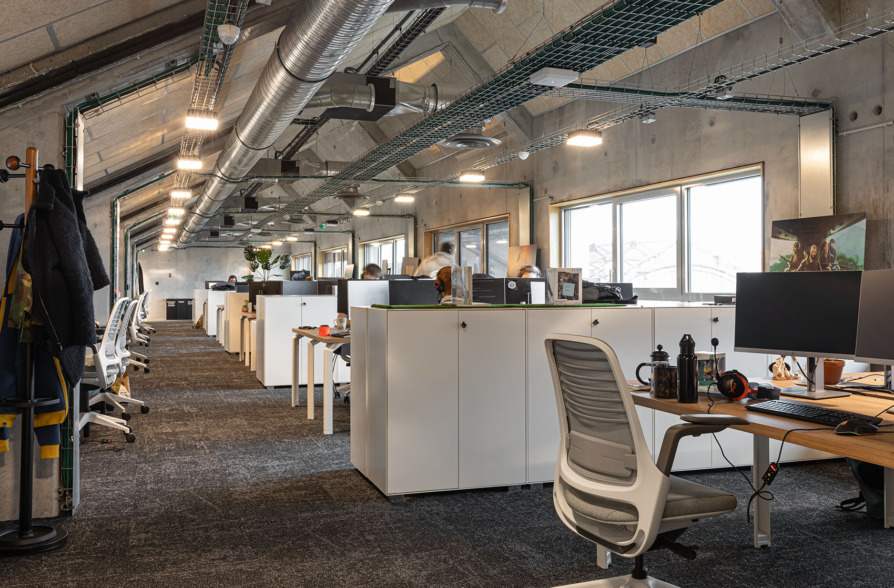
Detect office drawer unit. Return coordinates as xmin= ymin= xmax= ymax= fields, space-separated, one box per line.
xmin=205 ymin=289 xmax=228 ymax=337
xmin=526 ymin=308 xmax=592 ymax=483
xmin=224 ymin=292 xmax=247 ymax=354
xmin=257 ymin=295 xmax=337 ymax=387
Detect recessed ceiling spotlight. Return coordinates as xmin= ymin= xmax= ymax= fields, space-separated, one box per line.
xmin=517 ymin=150 xmax=530 ymax=160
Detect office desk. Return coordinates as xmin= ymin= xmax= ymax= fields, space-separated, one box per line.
xmin=292 ymin=328 xmax=349 ymax=435
xmin=632 ymin=388 xmax=894 ymax=547
xmin=240 ymin=312 xmax=255 ymax=364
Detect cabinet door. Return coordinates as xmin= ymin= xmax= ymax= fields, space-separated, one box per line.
xmin=526 ymin=308 xmax=592 ymax=483
xmin=458 ymin=310 xmax=526 ymax=488
xmin=653 ymin=307 xmax=713 ymax=471
xmin=387 ymin=311 xmax=459 ymax=493
xmin=591 ymin=307 xmax=655 ymax=457
xmin=298 ymin=296 xmax=337 ymax=385
xmin=711 ymin=308 xmax=768 ymax=379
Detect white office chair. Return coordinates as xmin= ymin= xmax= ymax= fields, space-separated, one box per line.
xmin=94 ymin=298 xmax=150 ymax=418
xmin=135 ymin=290 xmax=155 ymax=336
xmin=125 ymin=298 xmax=151 ymax=371
xmin=80 ymin=297 xmax=134 ymax=441
xmin=545 ymin=335 xmax=748 ymax=588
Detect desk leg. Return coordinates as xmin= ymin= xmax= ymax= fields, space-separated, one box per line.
xmin=307 ymin=340 xmax=316 ymax=420
xmin=323 ymin=345 xmax=334 ymax=435
xmin=753 ymin=435 xmax=771 ymax=547
xmin=885 ymin=468 xmax=894 ymax=529
xmin=291 ymin=335 xmax=300 ymax=408
xmin=596 ymin=545 xmax=611 ymax=570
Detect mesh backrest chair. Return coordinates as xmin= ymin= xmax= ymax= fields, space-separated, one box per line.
xmin=545 ymin=335 xmax=748 ymax=588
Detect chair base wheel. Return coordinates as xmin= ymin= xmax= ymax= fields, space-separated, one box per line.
xmin=140 ymin=405 xmax=150 ymax=414
xmin=121 ymin=412 xmax=131 ymax=421
xmin=124 ymin=433 xmax=136 ymax=443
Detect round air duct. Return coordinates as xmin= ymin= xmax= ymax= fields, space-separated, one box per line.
xmin=332 ymin=185 xmax=368 ymax=212
xmin=437 ymin=124 xmax=501 ymax=149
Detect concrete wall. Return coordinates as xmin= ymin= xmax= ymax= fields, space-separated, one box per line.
xmin=139 ymin=247 xmax=248 ymax=320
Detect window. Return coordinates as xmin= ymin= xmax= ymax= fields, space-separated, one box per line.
xmin=321 ymin=247 xmax=347 ymax=278
xmin=430 ymin=216 xmax=510 ymax=277
xmin=362 ymin=236 xmax=406 ymax=274
xmin=557 ymin=167 xmax=763 ymax=299
xmin=292 ymin=253 xmax=312 ymax=273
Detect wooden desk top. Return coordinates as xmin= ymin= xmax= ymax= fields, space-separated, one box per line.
xmin=292 ymin=328 xmax=350 ymax=345
xmin=632 ymin=382 xmax=894 ymax=469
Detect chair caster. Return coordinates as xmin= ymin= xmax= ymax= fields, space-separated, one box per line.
xmin=140 ymin=406 xmax=150 ymax=414
xmin=121 ymin=413 xmax=131 ymax=421
xmin=124 ymin=433 xmax=136 ymax=443
xmin=144 ymin=368 xmax=150 ymax=373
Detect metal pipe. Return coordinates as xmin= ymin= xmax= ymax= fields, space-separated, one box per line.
xmin=386 ymin=0 xmax=505 ymax=12
xmin=181 ymin=0 xmax=396 ymax=244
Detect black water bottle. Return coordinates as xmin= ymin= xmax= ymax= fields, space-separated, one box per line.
xmin=677 ymin=334 xmax=698 ymax=403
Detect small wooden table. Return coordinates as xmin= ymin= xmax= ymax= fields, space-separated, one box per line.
xmin=292 ymin=328 xmax=350 ymax=435
xmin=632 ymin=374 xmax=894 ymax=548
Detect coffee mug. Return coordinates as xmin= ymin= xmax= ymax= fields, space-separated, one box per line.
xmin=651 ymin=365 xmax=677 ymax=399
xmin=335 ymin=316 xmax=348 ymax=331
xmin=318 ymin=325 xmax=330 ymax=337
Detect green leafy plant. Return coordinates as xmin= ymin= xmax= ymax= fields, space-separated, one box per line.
xmin=243 ymin=245 xmax=290 ymax=281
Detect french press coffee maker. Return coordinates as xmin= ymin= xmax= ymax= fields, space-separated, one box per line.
xmin=635 ymin=344 xmax=677 ymax=399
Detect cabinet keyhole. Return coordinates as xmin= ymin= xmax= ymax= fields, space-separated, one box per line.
xmin=712 ymin=317 xmax=719 ymax=323
xmin=461 ymin=321 xmax=467 ymax=329
xmin=592 ymin=319 xmax=600 ymax=326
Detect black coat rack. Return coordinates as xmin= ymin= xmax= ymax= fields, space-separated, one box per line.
xmin=0 ymin=147 xmax=68 ymax=556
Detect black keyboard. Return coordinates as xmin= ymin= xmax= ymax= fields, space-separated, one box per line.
xmin=746 ymin=399 xmax=882 ymax=427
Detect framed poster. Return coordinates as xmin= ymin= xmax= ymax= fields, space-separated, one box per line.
xmin=769 ymin=213 xmax=866 ymax=272
xmin=547 ymin=268 xmax=582 ymax=305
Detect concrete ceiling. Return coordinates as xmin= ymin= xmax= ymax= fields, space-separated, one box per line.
xmin=8 ymin=0 xmax=791 ymax=238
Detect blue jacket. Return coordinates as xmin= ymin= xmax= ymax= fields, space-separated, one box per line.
xmin=0 ymin=215 xmax=68 ymax=459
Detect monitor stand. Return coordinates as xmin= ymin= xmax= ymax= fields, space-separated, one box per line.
xmin=780 ymin=356 xmax=851 ymax=400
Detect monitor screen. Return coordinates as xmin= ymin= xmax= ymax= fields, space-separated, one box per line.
xmin=734 ymin=271 xmax=862 ymax=358
xmin=855 ymin=269 xmax=894 ymax=363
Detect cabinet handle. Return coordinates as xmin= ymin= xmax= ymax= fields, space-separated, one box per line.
xmin=592 ymin=319 xmax=600 ymax=327
xmin=712 ymin=317 xmax=719 ymax=323
xmin=461 ymin=321 xmax=467 ymax=329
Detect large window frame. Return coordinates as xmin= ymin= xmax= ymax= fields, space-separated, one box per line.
xmin=319 ymin=246 xmax=348 ymax=278
xmin=360 ymin=234 xmax=407 ymax=274
xmin=554 ymin=165 xmax=764 ymax=301
xmin=425 ymin=215 xmax=510 ymax=277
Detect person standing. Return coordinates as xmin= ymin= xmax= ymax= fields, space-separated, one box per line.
xmin=414 ymin=242 xmax=454 ymax=277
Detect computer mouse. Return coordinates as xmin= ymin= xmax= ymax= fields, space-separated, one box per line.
xmin=834 ymin=419 xmax=879 ymax=436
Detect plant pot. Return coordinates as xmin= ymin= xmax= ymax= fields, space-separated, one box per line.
xmin=824 ymin=359 xmax=845 ymax=386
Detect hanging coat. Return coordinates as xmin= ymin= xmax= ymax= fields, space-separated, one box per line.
xmin=0 ymin=215 xmax=69 ymax=459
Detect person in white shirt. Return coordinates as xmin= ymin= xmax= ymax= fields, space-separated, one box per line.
xmin=414 ymin=242 xmax=454 ymax=277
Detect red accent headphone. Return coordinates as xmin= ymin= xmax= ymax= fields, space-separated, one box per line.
xmin=434 ymin=277 xmax=445 ymax=293
xmin=716 ymin=370 xmax=750 ymax=400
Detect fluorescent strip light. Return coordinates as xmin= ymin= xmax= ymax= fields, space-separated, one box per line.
xmin=177 ymin=158 xmax=203 ymax=170
xmin=261 ymin=244 xmax=272 ymax=249
xmin=163 ymin=228 xmax=176 ymax=234
xmin=459 ymin=170 xmax=485 ymax=183
xmin=394 ymin=194 xmax=415 ymax=203
xmin=160 ymin=235 xmax=173 ymax=241
xmin=171 ymin=190 xmax=191 ymax=199
xmin=168 ymin=207 xmax=185 ymax=216
xmin=164 ymin=218 xmax=181 ymax=226
xmin=286 ymin=236 xmax=298 ymax=242
xmin=271 ymin=240 xmax=283 ymax=246
xmin=185 ymin=110 xmax=219 ymax=131
xmin=566 ymin=129 xmax=603 ymax=147
xmin=353 ymin=208 xmax=370 ymax=217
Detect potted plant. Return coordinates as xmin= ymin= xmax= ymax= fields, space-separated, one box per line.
xmin=243 ymin=245 xmax=290 ymax=282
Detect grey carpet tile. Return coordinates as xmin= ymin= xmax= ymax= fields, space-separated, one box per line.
xmin=2 ymin=322 xmax=893 ymax=587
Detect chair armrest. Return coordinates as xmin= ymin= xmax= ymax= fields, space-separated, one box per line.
xmin=655 ymin=414 xmax=749 ymax=476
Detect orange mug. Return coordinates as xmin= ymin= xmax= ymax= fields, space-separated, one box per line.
xmin=318 ymin=325 xmax=330 ymax=337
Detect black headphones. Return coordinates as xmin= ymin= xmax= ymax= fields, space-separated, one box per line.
xmin=716 ymin=370 xmax=780 ymax=401
xmin=434 ymin=277 xmax=445 ymax=293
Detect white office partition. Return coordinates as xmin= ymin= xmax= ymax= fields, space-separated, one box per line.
xmin=193 ymin=289 xmax=208 ymax=323
xmin=206 ymin=289 xmax=228 ymax=338
xmin=224 ymin=292 xmax=247 ymax=354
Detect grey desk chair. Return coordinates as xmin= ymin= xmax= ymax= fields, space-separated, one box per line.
xmin=545 ymin=335 xmax=747 ymax=588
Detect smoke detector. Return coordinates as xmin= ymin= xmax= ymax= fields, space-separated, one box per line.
xmin=437 ymin=124 xmax=502 ymax=149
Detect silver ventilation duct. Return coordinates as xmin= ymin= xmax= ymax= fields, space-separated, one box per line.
xmin=304 ymin=83 xmax=377 ymax=111
xmin=181 ymin=0 xmax=395 ymax=243
xmin=387 ymin=0 xmax=506 ymax=12
xmin=437 ymin=123 xmax=501 ymax=149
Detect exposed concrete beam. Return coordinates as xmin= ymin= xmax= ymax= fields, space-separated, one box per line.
xmin=0 ymin=0 xmax=300 ymax=121
xmin=771 ymin=0 xmax=839 ymax=40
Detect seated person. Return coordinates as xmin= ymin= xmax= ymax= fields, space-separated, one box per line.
xmin=415 ymin=243 xmax=454 ymax=277
xmin=517 ymin=265 xmax=541 ymax=278
xmin=361 ymin=263 xmax=383 ymax=280
xmin=228 ymin=275 xmax=238 ymax=282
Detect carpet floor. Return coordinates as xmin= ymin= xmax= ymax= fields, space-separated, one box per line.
xmin=1 ymin=322 xmax=891 ymax=587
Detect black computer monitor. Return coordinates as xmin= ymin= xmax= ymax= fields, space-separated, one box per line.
xmin=734 ymin=271 xmax=862 ymax=359
xmin=855 ymin=269 xmax=894 ymax=363
xmin=248 ymin=280 xmax=317 ymax=304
